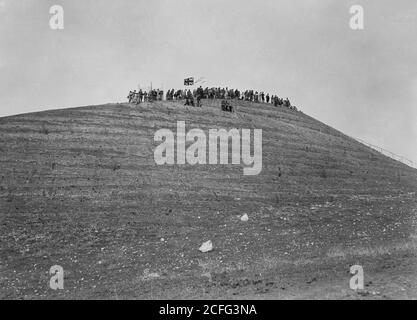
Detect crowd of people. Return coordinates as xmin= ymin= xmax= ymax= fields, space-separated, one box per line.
xmin=127 ymin=89 xmax=164 ymax=103
xmin=128 ymin=86 xmax=298 ymax=111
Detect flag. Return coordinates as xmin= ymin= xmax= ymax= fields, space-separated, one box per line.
xmin=184 ymin=77 xmax=194 ymax=86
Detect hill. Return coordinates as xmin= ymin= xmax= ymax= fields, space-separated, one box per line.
xmin=1 ymin=99 xmax=417 ymax=299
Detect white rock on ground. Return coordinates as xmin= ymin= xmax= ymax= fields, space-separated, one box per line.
xmin=142 ymin=268 xmax=160 ymax=280
xmin=199 ymin=240 xmax=213 ymax=253
xmin=240 ymin=214 xmax=249 ymax=222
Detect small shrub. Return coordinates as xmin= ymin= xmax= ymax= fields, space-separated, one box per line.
xmin=40 ymin=124 xmax=49 ymax=135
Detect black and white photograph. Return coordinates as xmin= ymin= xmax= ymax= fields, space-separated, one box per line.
xmin=1 ymin=0 xmax=417 ymax=306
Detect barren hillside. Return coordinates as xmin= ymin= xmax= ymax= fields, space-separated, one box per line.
xmin=1 ymin=99 xmax=416 ymax=299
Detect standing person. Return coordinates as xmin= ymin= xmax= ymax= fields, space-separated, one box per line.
xmin=135 ymin=91 xmax=141 ymax=105
xmin=127 ymin=90 xmax=134 ymax=103
xmin=196 ymin=86 xmax=203 ymax=107
xmin=285 ymin=98 xmax=291 ymax=107
xmin=266 ymin=94 xmax=270 ymax=103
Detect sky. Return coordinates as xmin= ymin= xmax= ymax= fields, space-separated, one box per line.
xmin=0 ymin=0 xmax=416 ymax=165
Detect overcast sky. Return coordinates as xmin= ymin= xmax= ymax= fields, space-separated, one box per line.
xmin=1 ymin=0 xmax=416 ymax=165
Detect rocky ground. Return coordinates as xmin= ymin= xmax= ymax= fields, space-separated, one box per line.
xmin=1 ymin=100 xmax=416 ymax=299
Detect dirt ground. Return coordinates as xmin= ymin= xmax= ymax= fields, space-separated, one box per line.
xmin=1 ymin=100 xmax=416 ymax=299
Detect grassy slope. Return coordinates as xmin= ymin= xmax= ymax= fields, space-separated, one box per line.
xmin=1 ymin=99 xmax=417 ymax=299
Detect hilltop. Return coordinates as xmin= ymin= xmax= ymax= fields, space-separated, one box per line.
xmin=1 ymin=99 xmax=416 ymax=299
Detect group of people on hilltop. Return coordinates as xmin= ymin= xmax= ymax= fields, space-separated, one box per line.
xmin=127 ymin=89 xmax=164 ymax=103
xmin=165 ymin=87 xmax=297 ymax=110
xmin=128 ymin=86 xmax=298 ymax=111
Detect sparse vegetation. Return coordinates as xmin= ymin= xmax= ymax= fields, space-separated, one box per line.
xmin=1 ymin=100 xmax=417 ymax=299
xmin=40 ymin=123 xmax=49 ymax=135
